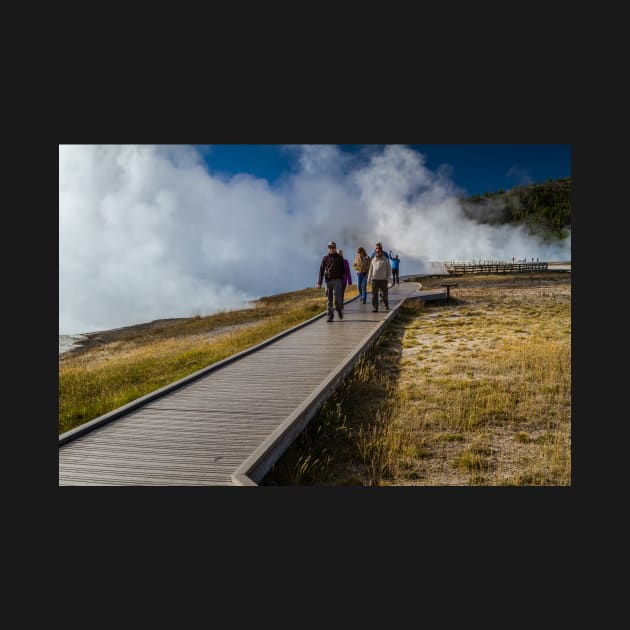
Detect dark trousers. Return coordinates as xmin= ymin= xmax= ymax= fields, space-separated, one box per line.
xmin=392 ymin=269 xmax=399 ymax=284
xmin=357 ymin=272 xmax=368 ymax=302
xmin=371 ymin=279 xmax=388 ymax=309
xmin=325 ymin=277 xmax=343 ymax=316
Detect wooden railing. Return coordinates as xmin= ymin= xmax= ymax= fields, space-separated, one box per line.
xmin=444 ymin=260 xmax=548 ymax=275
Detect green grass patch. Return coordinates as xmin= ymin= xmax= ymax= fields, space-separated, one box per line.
xmin=59 ymin=289 xmax=331 ymax=434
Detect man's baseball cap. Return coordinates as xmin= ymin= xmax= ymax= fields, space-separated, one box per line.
xmin=328 ymin=241 xmax=336 ymax=248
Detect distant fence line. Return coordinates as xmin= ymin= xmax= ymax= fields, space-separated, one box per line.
xmin=445 ymin=260 xmax=548 ymax=275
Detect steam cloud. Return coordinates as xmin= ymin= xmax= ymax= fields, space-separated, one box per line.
xmin=59 ymin=144 xmax=571 ymax=334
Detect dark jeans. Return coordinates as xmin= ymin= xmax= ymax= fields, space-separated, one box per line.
xmin=325 ymin=277 xmax=343 ymax=316
xmin=371 ymin=279 xmax=388 ymax=309
xmin=392 ymin=269 xmax=399 ymax=284
xmin=357 ymin=272 xmax=368 ymax=302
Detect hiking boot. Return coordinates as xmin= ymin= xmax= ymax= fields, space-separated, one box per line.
xmin=372 ymin=308 xmax=378 ymax=312
xmin=327 ymin=314 xmax=334 ymax=322
xmin=337 ymin=310 xmax=343 ymax=319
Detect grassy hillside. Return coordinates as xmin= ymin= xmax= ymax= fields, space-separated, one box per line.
xmin=460 ymin=177 xmax=571 ymax=240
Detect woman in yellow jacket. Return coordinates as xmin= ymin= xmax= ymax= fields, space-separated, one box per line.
xmin=352 ymin=246 xmax=371 ymax=304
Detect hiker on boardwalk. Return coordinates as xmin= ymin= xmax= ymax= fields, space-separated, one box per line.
xmin=352 ymin=246 xmax=371 ymax=304
xmin=317 ymin=241 xmax=345 ymax=322
xmin=390 ymin=253 xmax=400 ymax=285
xmin=338 ymin=249 xmax=353 ymax=308
xmin=367 ymin=243 xmax=392 ymax=312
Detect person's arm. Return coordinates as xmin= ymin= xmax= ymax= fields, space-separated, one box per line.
xmin=386 ymin=258 xmax=392 ymax=285
xmin=317 ymin=257 xmax=325 ymax=288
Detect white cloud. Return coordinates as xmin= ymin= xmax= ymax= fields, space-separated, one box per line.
xmin=59 ymin=144 xmax=571 ymax=334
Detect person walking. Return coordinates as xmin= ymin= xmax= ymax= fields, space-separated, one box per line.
xmin=367 ymin=243 xmax=392 ymax=312
xmin=317 ymin=241 xmax=345 ymax=322
xmin=352 ymin=246 xmax=371 ymax=304
xmin=391 ymin=254 xmax=400 ymax=285
xmin=338 ymin=249 xmax=353 ymax=307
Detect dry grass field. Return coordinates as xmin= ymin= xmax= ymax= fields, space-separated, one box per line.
xmin=262 ymin=271 xmax=571 ymax=486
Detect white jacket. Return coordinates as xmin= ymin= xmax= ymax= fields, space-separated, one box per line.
xmin=367 ymin=255 xmax=392 ymax=284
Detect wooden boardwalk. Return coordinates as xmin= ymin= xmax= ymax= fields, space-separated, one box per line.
xmin=59 ymin=281 xmax=446 ymax=486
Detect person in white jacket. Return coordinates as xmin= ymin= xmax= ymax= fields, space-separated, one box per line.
xmin=366 ymin=243 xmax=392 ymax=312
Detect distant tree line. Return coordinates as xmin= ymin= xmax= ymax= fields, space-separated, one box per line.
xmin=460 ymin=177 xmax=571 ymax=240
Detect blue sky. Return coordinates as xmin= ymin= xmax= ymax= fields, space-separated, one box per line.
xmin=195 ymin=144 xmax=570 ymax=197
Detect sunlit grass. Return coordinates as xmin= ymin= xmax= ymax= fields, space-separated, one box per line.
xmin=58 ymin=287 xmax=352 ymax=435
xmin=263 ymin=272 xmax=571 ymax=486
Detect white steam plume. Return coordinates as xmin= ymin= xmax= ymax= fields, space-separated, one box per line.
xmin=59 ymin=144 xmax=570 ymax=334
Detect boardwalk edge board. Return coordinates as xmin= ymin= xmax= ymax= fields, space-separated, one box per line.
xmin=231 ymin=292 xmax=421 ymax=485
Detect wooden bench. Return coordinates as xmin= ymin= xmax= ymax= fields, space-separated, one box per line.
xmin=440 ymin=283 xmax=458 ymax=300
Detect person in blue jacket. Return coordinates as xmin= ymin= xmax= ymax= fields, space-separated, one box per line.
xmin=390 ymin=253 xmax=400 ymax=284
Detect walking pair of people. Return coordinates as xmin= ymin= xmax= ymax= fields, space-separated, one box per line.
xmin=353 ymin=242 xmax=395 ymax=307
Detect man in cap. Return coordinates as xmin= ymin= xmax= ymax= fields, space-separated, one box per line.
xmin=317 ymin=241 xmax=345 ymax=322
